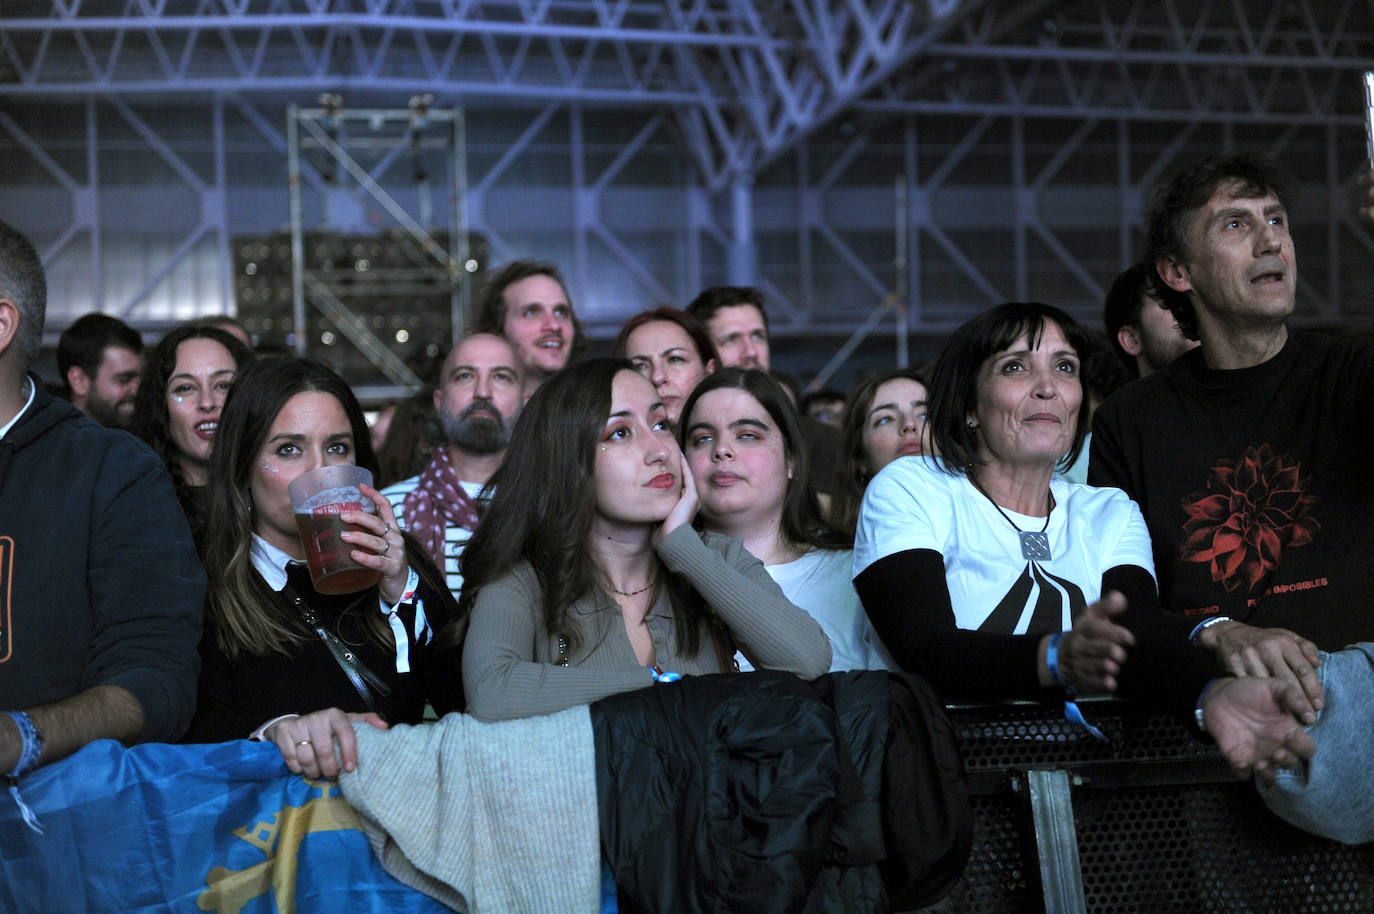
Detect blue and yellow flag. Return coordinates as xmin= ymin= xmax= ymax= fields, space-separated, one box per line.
xmin=0 ymin=739 xmax=451 ymax=914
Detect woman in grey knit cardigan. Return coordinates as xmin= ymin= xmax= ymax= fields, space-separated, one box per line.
xmin=458 ymin=358 xmax=831 ymax=721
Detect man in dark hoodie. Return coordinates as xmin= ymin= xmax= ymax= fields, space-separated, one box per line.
xmin=0 ymin=220 xmax=204 ymax=798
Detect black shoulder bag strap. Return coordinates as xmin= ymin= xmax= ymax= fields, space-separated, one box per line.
xmin=281 ymin=582 xmax=391 ymax=712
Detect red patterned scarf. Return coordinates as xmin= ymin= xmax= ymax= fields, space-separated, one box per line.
xmin=401 ymin=447 xmax=481 ymax=569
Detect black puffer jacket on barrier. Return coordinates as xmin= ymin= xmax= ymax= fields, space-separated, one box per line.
xmin=590 ymin=670 xmax=970 ymax=914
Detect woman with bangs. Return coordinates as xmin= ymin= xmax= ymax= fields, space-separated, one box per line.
xmin=850 ymin=302 xmax=1316 ymax=781
xmin=679 ymin=368 xmax=891 ymax=672
xmin=852 ymin=303 xmax=1154 ymax=704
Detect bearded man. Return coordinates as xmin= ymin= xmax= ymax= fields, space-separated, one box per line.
xmin=384 ymin=333 xmax=523 ymax=600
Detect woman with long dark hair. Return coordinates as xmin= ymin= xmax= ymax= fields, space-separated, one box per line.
xmin=130 ymin=323 xmax=254 ymax=532
xmin=459 ymin=358 xmax=830 ymax=721
xmin=185 ymin=357 xmax=462 ymax=777
xmin=827 ymin=368 xmax=928 ymax=538
xmin=679 ymin=368 xmax=890 ymax=670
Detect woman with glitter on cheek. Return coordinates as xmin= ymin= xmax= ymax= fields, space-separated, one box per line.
xmin=182 ymin=356 xmax=465 ymax=780
xmin=130 ymin=323 xmax=254 ymax=540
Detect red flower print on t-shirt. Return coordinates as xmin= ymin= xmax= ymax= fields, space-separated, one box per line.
xmin=1179 ymin=445 xmax=1319 ymax=594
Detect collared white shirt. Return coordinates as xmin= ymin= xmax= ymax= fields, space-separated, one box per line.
xmin=250 ymin=533 xmax=299 ymax=592
xmin=249 ymin=533 xmax=429 ymax=673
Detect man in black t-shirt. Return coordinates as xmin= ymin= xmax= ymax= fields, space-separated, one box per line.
xmin=1091 ymin=152 xmax=1374 ymax=713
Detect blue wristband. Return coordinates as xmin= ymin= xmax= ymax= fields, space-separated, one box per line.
xmin=5 ymin=711 xmax=45 ymax=834
xmin=6 ymin=711 xmax=42 ymax=779
xmin=1189 ymin=615 xmax=1232 ymax=644
xmin=1045 ymin=632 xmax=1068 ymax=688
xmin=1045 ymin=633 xmax=1107 ymax=742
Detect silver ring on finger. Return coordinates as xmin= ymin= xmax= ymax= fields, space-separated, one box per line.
xmin=296 ymin=739 xmax=313 ymax=748
xmin=382 ymin=540 xmax=392 ymax=556
xmin=382 ymin=522 xmax=391 ymax=536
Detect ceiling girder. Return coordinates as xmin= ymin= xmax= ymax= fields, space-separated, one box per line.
xmin=0 ymin=0 xmax=971 ymax=178
xmin=851 ymin=0 xmax=1374 ymax=129
xmin=2 ymin=0 xmax=1372 ymax=177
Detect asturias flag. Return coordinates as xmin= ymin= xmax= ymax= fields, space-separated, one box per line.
xmin=0 ymin=738 xmax=452 ymax=913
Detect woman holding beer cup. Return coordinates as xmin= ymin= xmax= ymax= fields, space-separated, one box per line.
xmin=184 ymin=357 xmax=463 ymax=777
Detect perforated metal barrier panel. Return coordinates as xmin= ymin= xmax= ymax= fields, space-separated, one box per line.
xmin=916 ymin=701 xmax=1374 ymax=914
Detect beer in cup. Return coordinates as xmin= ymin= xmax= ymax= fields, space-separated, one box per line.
xmin=287 ymin=465 xmax=383 ymax=595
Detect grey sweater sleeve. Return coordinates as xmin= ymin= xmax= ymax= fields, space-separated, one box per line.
xmin=657 ymin=526 xmax=831 ymax=678
xmin=461 ymin=566 xmax=653 ymax=722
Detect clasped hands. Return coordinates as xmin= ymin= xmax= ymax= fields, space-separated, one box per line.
xmin=1040 ymin=591 xmax=1134 ymax=695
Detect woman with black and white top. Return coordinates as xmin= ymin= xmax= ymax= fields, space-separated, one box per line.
xmin=184 ymin=357 xmax=463 ymax=777
xmin=852 ymin=302 xmax=1315 ymax=780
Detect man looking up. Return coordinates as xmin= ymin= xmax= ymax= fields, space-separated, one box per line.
xmin=384 ymin=333 xmax=524 ymax=600
xmin=687 ymin=285 xmax=770 ymax=370
xmin=56 ymin=312 xmax=144 ymax=429
xmin=0 ymin=220 xmax=204 ymax=798
xmin=1102 ymin=261 xmax=1200 ymax=377
xmin=1091 ymin=151 xmax=1374 ymax=710
xmin=472 ymin=260 xmax=579 ymax=393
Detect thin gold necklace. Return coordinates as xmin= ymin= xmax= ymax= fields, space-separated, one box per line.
xmin=606 ymin=569 xmax=657 ymax=597
xmin=607 ymin=581 xmax=654 ymax=597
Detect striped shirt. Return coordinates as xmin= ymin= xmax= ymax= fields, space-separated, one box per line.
xmin=382 ymin=474 xmax=485 ymax=602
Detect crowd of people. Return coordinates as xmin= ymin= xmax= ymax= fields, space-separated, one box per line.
xmin=5 ymin=148 xmax=1371 ymax=873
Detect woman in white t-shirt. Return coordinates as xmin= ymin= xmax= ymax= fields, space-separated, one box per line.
xmin=853 ymin=302 xmax=1219 ymax=710
xmin=680 ymin=368 xmax=891 ymax=671
xmin=849 ymin=303 xmax=1320 ymax=779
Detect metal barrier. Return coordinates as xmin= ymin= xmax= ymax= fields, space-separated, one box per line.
xmin=918 ymin=700 xmax=1374 ymax=914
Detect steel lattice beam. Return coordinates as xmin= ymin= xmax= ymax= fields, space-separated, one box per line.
xmin=0 ymin=0 xmax=974 ymax=181
xmin=4 ymin=0 xmax=1373 ymax=174
xmin=7 ymin=0 xmax=1374 ymax=363
xmin=852 ymin=0 xmax=1374 ymax=127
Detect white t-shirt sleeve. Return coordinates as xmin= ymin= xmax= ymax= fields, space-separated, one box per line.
xmin=766 ymin=549 xmax=890 ymax=672
xmin=852 ymin=457 xmax=948 ymax=579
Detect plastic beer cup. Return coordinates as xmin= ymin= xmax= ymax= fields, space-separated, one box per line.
xmin=287 ymin=465 xmax=383 ymax=595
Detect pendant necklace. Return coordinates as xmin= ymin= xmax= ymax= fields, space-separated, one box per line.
xmin=972 ymin=478 xmax=1055 ymax=561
